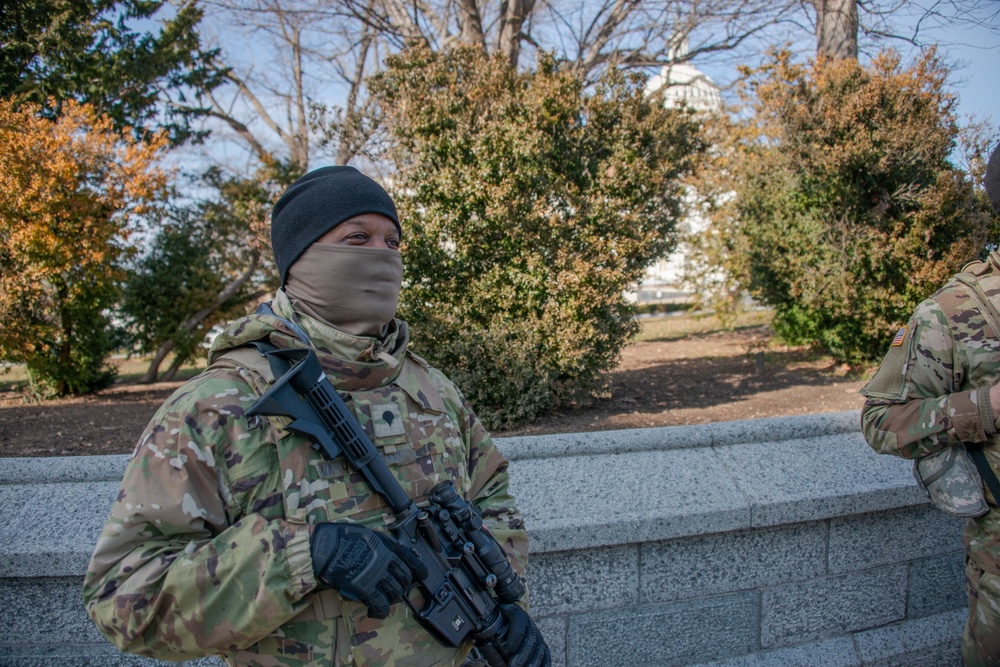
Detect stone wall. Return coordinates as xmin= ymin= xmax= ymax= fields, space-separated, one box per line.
xmin=0 ymin=411 xmax=968 ymax=666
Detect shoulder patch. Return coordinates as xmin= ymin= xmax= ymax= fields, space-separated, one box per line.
xmin=861 ymin=322 xmax=919 ymax=401
xmin=890 ymin=326 xmax=907 ymax=347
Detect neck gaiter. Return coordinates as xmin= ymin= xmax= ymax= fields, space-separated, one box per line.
xmin=285 ymin=244 xmax=403 ymax=337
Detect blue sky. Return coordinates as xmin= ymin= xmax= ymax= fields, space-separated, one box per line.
xmin=689 ymin=15 xmax=998 ymax=155
xmin=940 ymin=21 xmax=998 ymax=126
xmin=170 ymin=3 xmax=997 ymax=177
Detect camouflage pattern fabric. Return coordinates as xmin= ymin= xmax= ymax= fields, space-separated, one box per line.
xmin=964 ymin=560 xmax=1000 ymax=667
xmin=913 ymin=444 xmax=990 ymax=518
xmin=83 ymin=289 xmax=529 ymax=667
xmin=861 ymin=251 xmax=1000 ymax=665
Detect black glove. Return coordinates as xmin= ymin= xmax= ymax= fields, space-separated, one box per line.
xmin=496 ymin=603 xmax=551 ymax=667
xmin=310 ymin=522 xmax=427 ymax=619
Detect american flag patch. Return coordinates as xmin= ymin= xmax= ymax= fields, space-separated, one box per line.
xmin=890 ymin=326 xmax=907 ymax=347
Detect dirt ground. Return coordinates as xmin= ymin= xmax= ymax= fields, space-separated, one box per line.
xmin=0 ymin=324 xmax=868 ymax=457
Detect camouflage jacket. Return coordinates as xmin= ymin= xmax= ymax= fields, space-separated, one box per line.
xmin=860 ymin=252 xmax=1000 ymax=575
xmin=83 ymin=289 xmax=529 ymax=666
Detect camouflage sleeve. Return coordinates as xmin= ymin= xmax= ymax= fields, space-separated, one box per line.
xmin=463 ymin=400 xmax=532 ymax=609
xmin=463 ymin=399 xmax=529 ymax=573
xmin=433 ymin=372 xmax=530 ymax=602
xmin=83 ymin=371 xmax=316 ymax=660
xmin=860 ymin=296 xmax=996 ymax=460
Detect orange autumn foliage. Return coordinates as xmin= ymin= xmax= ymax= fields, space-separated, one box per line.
xmin=0 ymin=99 xmax=167 ymax=395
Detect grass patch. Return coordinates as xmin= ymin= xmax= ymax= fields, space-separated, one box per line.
xmin=1 ymin=310 xmax=776 ymax=392
xmin=633 ymin=302 xmax=693 ymax=317
xmin=0 ymin=354 xmax=208 ymax=392
xmin=112 ymin=355 xmax=207 ymax=384
xmin=636 ymin=309 xmax=773 ymax=343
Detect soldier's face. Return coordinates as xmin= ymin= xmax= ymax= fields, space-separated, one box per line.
xmin=317 ymin=214 xmax=401 ymax=251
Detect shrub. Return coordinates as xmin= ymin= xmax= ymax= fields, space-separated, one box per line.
xmin=703 ymin=49 xmax=999 ymax=366
xmin=371 ymin=45 xmax=705 ymax=428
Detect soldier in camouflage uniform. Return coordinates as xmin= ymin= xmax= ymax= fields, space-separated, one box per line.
xmin=861 ymin=143 xmax=1000 ymax=667
xmin=83 ymin=167 xmax=550 ymax=667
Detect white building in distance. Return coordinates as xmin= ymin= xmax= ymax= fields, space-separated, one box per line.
xmin=632 ymin=42 xmax=722 ymax=308
xmin=646 ymin=43 xmax=723 ymax=114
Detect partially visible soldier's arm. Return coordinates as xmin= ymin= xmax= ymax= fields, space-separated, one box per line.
xmin=82 ymin=371 xmax=316 ymax=660
xmin=861 ymin=298 xmax=998 ymax=460
xmin=440 ymin=377 xmax=530 ymax=605
xmin=466 ymin=419 xmax=528 ymax=579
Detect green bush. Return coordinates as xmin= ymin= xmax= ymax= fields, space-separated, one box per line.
xmin=707 ymin=49 xmax=999 ymax=366
xmin=22 ymin=280 xmax=120 ymax=397
xmin=371 ymin=45 xmax=705 ymax=428
xmin=120 ymin=166 xmax=284 ymax=381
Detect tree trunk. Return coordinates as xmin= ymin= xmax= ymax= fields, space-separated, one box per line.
xmin=457 ymin=0 xmax=487 ymax=50
xmin=140 ymin=339 xmax=175 ymax=384
xmin=55 ymin=337 xmax=72 ymax=396
xmin=335 ymin=28 xmax=374 ymax=166
xmin=55 ymin=298 xmax=73 ymax=395
xmin=160 ymin=346 xmax=191 ymax=382
xmin=495 ymin=0 xmax=536 ymax=67
xmin=814 ymin=0 xmax=858 ymax=60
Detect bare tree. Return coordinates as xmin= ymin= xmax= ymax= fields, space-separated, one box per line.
xmin=805 ymin=0 xmax=999 ymax=62
xmin=170 ymin=0 xmax=385 ymax=170
xmin=172 ymin=0 xmax=999 ymax=176
xmin=814 ymin=0 xmax=859 ymax=59
xmin=335 ymin=0 xmax=806 ymax=75
xmin=181 ymin=0 xmax=766 ymax=170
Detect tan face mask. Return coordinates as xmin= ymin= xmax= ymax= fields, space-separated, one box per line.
xmin=284 ymin=244 xmax=403 ymax=337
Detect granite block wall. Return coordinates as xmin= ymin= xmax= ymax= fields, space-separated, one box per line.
xmin=0 ymin=411 xmax=969 ymax=666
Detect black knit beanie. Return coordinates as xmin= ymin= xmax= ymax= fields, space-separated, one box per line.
xmin=987 ymin=142 xmax=1000 ymax=215
xmin=270 ymin=166 xmax=400 ymax=285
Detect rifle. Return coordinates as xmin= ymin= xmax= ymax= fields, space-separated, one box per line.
xmin=245 ymin=346 xmax=525 ymax=666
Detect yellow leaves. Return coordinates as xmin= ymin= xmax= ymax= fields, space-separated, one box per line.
xmin=0 ymin=98 xmax=167 ymax=269
xmin=0 ymin=98 xmax=168 ymax=364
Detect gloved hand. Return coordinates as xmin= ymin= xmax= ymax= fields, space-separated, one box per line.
xmin=496 ymin=603 xmax=551 ymax=667
xmin=310 ymin=522 xmax=427 ymax=619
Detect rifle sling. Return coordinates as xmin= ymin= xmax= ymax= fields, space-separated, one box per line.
xmin=968 ymin=443 xmax=1000 ymax=506
xmin=244 ymin=339 xmax=291 ymax=379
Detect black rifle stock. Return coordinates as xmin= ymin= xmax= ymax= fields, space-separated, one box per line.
xmin=245 ymin=346 xmax=524 ymax=666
